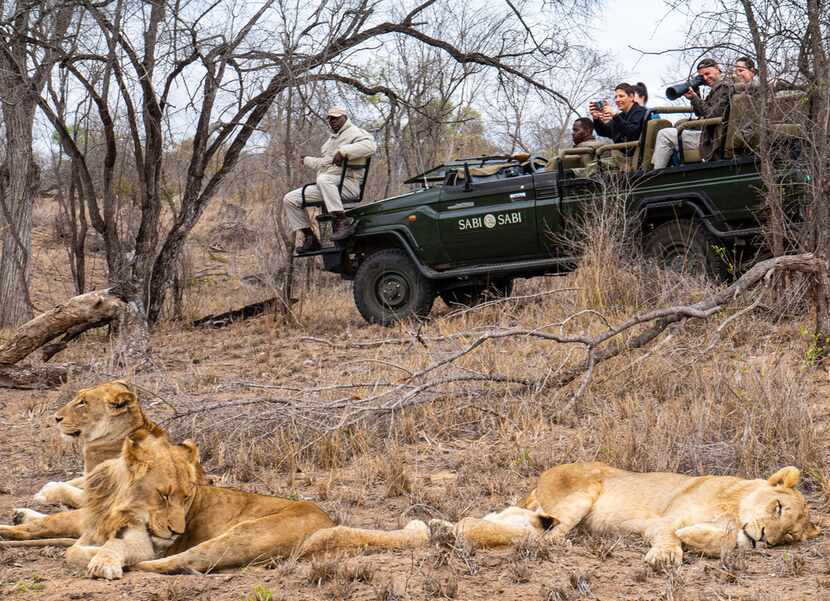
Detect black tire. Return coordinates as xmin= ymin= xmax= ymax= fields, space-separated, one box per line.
xmin=644 ymin=219 xmax=728 ymax=279
xmin=353 ymin=249 xmax=435 ymax=326
xmin=439 ymin=278 xmax=514 ymax=308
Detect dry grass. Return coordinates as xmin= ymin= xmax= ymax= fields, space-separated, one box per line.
xmin=10 ymin=191 xmax=830 ymax=600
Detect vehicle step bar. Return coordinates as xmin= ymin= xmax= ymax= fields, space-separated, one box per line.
xmin=295 ymin=246 xmax=342 ymax=258
xmin=420 ymin=256 xmax=577 ymax=279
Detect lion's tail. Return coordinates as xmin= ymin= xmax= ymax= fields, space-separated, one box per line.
xmin=0 ymin=538 xmax=77 ymax=547
xmin=298 ymin=520 xmax=429 ymax=557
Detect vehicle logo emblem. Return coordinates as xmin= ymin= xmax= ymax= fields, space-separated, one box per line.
xmin=483 ymin=214 xmax=496 ymax=229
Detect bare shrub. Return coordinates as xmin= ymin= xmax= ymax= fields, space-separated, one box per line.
xmin=509 ymin=558 xmax=532 ymax=583
xmin=592 ymin=361 xmax=820 ymax=480
xmin=306 ymin=558 xmax=339 ymax=586
xmin=540 ymin=582 xmax=573 ymax=601
xmin=582 ymin=533 xmax=620 ymax=561
xmin=515 ymin=535 xmax=555 ymax=562
xmin=422 ymin=570 xmax=458 ymax=598
xmin=776 ymin=551 xmax=807 ymax=577
xmin=338 ymin=562 xmax=375 ymax=584
xmin=382 ymin=445 xmax=412 ymax=497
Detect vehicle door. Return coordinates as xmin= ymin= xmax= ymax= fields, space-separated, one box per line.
xmin=436 ymin=171 xmax=539 ymax=264
xmin=535 ymin=170 xmax=603 ymax=256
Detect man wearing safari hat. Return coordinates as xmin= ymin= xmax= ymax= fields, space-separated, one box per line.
xmin=283 ymin=106 xmax=377 ymax=252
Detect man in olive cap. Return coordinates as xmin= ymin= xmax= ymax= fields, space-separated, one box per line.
xmin=283 ymin=106 xmax=377 ymax=251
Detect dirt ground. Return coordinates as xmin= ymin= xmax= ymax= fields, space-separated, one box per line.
xmin=2 ymin=199 xmax=830 ymax=600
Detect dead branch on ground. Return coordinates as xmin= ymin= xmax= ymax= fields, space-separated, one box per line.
xmin=166 ymin=253 xmax=826 ymax=452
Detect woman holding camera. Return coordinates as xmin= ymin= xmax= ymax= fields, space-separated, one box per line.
xmin=589 ymin=83 xmax=646 ymax=157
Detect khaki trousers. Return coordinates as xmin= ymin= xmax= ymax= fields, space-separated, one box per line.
xmin=652 ymin=128 xmax=702 ymax=169
xmin=283 ymin=173 xmax=360 ymax=233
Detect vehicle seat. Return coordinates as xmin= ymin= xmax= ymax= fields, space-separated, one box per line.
xmin=639 ymin=118 xmax=671 ymax=170
xmin=723 ymin=92 xmax=753 ymax=157
xmin=301 ymin=157 xmax=372 ymax=210
xmin=724 ymin=90 xmax=806 ymax=157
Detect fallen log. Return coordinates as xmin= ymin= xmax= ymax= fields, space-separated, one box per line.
xmin=0 ymin=287 xmax=127 ymax=365
xmin=0 ymin=364 xmax=69 ymax=389
xmin=193 ymin=297 xmax=283 ymax=328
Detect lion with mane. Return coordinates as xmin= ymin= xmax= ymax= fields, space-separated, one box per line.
xmin=4 ymin=426 xmax=427 ymax=578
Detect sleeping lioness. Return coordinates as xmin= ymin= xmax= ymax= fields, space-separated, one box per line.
xmin=4 ymin=428 xmax=428 ymax=578
xmin=429 ymin=462 xmax=821 ymax=568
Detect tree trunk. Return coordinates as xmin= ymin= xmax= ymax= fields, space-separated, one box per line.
xmin=0 ymin=98 xmax=38 ymax=328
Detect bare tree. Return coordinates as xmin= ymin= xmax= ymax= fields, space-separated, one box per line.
xmin=0 ymin=1 xmax=72 ymax=327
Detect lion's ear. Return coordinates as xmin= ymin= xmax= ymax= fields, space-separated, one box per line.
xmin=108 ymin=390 xmax=137 ymax=414
xmin=675 ymin=523 xmax=735 ymax=557
xmin=123 ymin=430 xmax=150 ymax=467
xmin=179 ymin=440 xmax=200 ymax=464
xmin=767 ymin=467 xmax=800 ymax=489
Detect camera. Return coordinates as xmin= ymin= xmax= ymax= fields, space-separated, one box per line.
xmin=593 ymin=99 xmax=606 ymax=111
xmin=665 ymin=74 xmax=705 ymax=100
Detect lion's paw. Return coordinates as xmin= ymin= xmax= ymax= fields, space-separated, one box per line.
xmin=33 ymin=482 xmax=63 ymax=505
xmin=12 ymin=507 xmax=46 ymax=525
xmin=644 ymin=544 xmax=683 ymax=570
xmin=87 ymin=550 xmax=124 ymax=580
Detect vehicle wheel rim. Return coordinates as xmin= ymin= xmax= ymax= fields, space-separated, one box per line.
xmin=376 ymin=273 xmax=410 ymax=310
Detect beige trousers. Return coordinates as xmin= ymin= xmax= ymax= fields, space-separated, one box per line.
xmin=283 ymin=173 xmax=360 ymax=233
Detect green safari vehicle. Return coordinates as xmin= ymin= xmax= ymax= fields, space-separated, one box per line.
xmin=299 ymin=99 xmax=806 ymax=326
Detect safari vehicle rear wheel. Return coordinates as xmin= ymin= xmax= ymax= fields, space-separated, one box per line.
xmin=353 ymin=249 xmax=435 ymax=326
xmin=439 ymin=278 xmax=514 ymax=308
xmin=644 ymin=219 xmax=728 ymax=279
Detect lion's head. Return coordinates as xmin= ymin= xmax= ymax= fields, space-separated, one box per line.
xmin=54 ymin=381 xmax=146 ymax=443
xmin=736 ymin=467 xmax=821 ymax=548
xmin=676 ymin=466 xmax=821 ymax=555
xmin=84 ymin=429 xmax=204 ymax=548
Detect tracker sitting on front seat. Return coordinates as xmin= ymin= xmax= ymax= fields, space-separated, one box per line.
xmin=283 ymin=106 xmax=377 ymax=253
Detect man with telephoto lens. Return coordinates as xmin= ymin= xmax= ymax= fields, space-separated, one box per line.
xmin=651 ymin=58 xmax=732 ymax=169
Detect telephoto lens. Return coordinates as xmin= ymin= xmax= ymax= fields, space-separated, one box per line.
xmin=665 ymin=74 xmax=706 ymax=100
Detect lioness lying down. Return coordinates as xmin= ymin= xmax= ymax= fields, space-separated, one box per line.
xmin=430 ymin=462 xmax=821 ymax=568
xmin=25 ymin=380 xmax=156 ymax=511
xmin=8 ymin=380 xmax=162 ymax=532
xmin=4 ymin=428 xmax=427 ymax=579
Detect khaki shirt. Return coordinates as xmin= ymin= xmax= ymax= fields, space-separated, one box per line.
xmin=304 ymin=119 xmax=377 ymax=179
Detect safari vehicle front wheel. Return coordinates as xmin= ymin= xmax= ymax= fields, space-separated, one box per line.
xmin=353 ymin=249 xmax=435 ymax=326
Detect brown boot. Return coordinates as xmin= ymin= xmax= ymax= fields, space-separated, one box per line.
xmin=297 ymin=229 xmax=321 ymax=253
xmin=330 ymin=212 xmax=356 ymax=241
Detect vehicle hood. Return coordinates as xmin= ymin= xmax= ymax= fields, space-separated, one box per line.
xmin=347 ymin=189 xmax=438 ymax=217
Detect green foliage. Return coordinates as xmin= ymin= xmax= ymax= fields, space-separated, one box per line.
xmin=245 ymin=584 xmax=274 ymax=601
xmin=710 ymin=244 xmax=736 ymax=275
xmin=799 ymin=325 xmax=825 ymax=366
xmin=10 ymin=576 xmax=46 ymax=594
